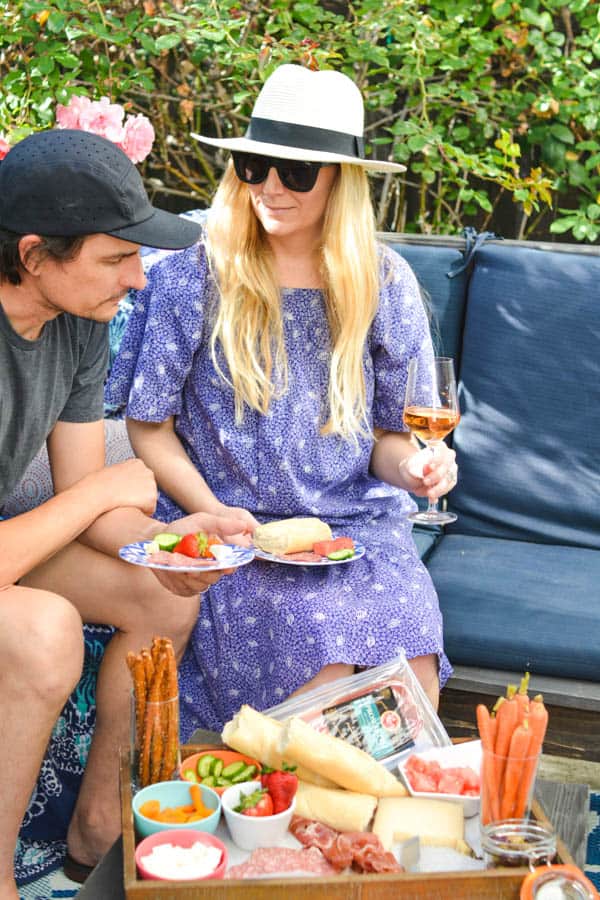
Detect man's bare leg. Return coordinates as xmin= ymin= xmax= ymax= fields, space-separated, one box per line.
xmin=0 ymin=586 xmax=83 ymax=899
xmin=21 ymin=540 xmax=201 ymax=868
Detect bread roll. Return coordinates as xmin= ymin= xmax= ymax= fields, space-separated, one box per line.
xmin=253 ymin=517 xmax=332 ymax=555
xmin=295 ymin=780 xmax=377 ymax=833
xmin=221 ymin=705 xmax=337 ymax=788
xmin=279 ymin=716 xmax=407 ymax=797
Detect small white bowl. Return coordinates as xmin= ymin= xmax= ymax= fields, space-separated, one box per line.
xmin=398 ymin=739 xmax=482 ymax=818
xmin=221 ymin=780 xmax=296 ymax=850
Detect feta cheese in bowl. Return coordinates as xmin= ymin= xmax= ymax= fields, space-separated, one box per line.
xmin=135 ymin=829 xmax=228 ymax=881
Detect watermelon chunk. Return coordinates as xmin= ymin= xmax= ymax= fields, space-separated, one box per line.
xmin=313 ymin=536 xmax=355 ymax=557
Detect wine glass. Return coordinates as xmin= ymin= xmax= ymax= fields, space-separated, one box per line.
xmin=403 ymin=356 xmax=460 ymax=525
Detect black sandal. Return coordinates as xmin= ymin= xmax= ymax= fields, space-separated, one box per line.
xmin=63 ymin=851 xmax=96 ymax=884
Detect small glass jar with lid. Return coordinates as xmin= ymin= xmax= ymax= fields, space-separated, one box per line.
xmin=481 ymin=818 xmax=557 ymax=870
xmin=520 ymin=864 xmax=600 ymax=899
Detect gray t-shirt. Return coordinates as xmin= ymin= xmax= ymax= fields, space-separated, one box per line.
xmin=0 ymin=301 xmax=109 ymax=509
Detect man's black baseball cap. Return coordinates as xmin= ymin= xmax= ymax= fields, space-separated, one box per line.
xmin=0 ymin=129 xmax=201 ymax=250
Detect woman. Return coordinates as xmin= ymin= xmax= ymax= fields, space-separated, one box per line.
xmin=107 ymin=64 xmax=457 ymax=736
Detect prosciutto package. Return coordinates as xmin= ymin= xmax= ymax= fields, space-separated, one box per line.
xmin=265 ymin=652 xmax=451 ymax=769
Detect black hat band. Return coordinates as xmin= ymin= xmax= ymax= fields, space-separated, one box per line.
xmin=246 ymin=117 xmax=365 ymax=159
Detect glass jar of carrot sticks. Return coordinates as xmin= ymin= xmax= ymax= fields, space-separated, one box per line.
xmin=127 ymin=636 xmax=180 ymax=789
xmin=476 ymin=673 xmax=549 ymax=827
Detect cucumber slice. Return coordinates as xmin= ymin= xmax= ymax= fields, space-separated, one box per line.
xmin=153 ymin=532 xmax=182 ymax=552
xmin=215 ymin=775 xmax=232 ymax=787
xmin=201 ymin=775 xmax=216 ymax=787
xmin=197 ymin=754 xmax=217 ymax=779
xmin=221 ymin=761 xmax=246 ymax=779
xmin=212 ymin=759 xmax=224 ymax=778
xmin=231 ymin=764 xmax=258 ymax=783
xmin=181 ymin=768 xmax=198 ymax=783
xmin=327 ymin=548 xmax=355 ymax=561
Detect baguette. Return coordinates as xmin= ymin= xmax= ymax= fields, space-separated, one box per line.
xmin=253 ymin=517 xmax=332 ymax=555
xmin=221 ymin=705 xmax=337 ymax=788
xmin=295 ymin=780 xmax=377 ymax=833
xmin=279 ymin=716 xmax=407 ymax=797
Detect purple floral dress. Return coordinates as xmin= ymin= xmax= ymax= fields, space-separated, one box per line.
xmin=106 ymin=239 xmax=452 ymax=735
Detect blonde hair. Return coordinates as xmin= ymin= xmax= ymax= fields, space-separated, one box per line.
xmin=205 ymin=161 xmax=379 ymax=439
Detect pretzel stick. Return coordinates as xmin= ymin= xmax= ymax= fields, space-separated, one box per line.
xmin=148 ymin=651 xmax=168 ymax=784
xmin=160 ymin=639 xmax=179 ymax=780
xmin=141 ymin=648 xmax=154 ymax=686
xmin=127 ymin=652 xmax=147 ymax=752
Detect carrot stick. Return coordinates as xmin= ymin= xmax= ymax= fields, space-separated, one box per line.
xmin=515 ymin=672 xmax=530 ymax=724
xmin=513 ymin=695 xmax=548 ymax=818
xmin=494 ymin=686 xmax=520 ymax=799
xmin=477 ymin=703 xmax=500 ymax=823
xmin=500 ymin=721 xmax=532 ymax=819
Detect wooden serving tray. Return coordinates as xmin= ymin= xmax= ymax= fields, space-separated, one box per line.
xmin=120 ymin=744 xmax=574 ymax=899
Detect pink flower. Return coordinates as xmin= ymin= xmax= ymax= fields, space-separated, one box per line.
xmin=0 ymin=136 xmax=10 ymax=160
xmin=56 ymin=95 xmax=93 ymax=130
xmin=79 ymin=96 xmax=125 ymax=144
xmin=54 ymin=95 xmax=154 ymax=162
xmin=119 ymin=114 xmax=155 ymax=163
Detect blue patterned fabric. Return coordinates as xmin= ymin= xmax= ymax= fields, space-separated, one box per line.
xmin=106 ymin=238 xmax=452 ymax=735
xmin=586 ymin=791 xmax=600 ymax=889
xmin=15 ymin=625 xmax=114 ymax=887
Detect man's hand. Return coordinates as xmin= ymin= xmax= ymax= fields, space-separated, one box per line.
xmin=85 ymin=458 xmax=158 ymax=517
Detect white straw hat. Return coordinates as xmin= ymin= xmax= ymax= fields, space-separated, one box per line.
xmin=191 ymin=64 xmax=405 ymax=173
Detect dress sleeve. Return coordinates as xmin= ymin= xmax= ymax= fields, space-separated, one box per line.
xmin=370 ymin=244 xmax=435 ymax=432
xmin=105 ymin=243 xmax=209 ymax=422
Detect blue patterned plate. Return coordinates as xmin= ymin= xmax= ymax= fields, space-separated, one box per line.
xmin=119 ymin=541 xmax=255 ymax=572
xmin=253 ymin=540 xmax=366 ymax=566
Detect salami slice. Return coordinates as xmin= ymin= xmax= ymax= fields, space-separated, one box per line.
xmin=147 ymin=550 xmax=214 ymax=567
xmin=290 ymin=816 xmax=338 ymax=851
xmin=226 ymin=846 xmax=337 ymax=879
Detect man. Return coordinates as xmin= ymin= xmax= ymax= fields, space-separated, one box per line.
xmin=0 ymin=129 xmax=246 ymax=897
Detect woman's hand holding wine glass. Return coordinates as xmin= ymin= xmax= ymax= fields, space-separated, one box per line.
xmin=402 ymin=356 xmax=460 ymax=525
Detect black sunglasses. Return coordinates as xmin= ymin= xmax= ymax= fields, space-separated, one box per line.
xmin=232 ymin=151 xmax=330 ymax=193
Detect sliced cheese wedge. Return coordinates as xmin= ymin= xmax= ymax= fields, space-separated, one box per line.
xmin=372 ymin=797 xmax=466 ymax=853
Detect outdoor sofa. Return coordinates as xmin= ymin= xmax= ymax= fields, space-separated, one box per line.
xmin=8 ymin=227 xmax=600 ymax=846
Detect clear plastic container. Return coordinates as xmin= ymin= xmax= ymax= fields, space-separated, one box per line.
xmin=481 ymin=819 xmax=557 ymax=870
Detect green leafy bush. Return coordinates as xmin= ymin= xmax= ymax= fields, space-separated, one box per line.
xmin=1 ymin=0 xmax=599 ymax=241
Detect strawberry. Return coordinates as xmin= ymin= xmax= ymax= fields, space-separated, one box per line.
xmin=260 ymin=766 xmax=298 ymax=814
xmin=234 ymin=788 xmax=274 ymax=817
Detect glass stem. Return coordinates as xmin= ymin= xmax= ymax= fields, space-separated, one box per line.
xmin=425 ymin=441 xmax=440 ymax=516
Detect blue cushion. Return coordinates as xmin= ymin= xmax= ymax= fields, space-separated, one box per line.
xmin=387 ymin=241 xmax=468 ymax=361
xmin=427 ymin=534 xmax=600 ymax=680
xmin=448 ymin=243 xmax=600 ymax=548
xmin=412 ymin=526 xmax=441 ymax=561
